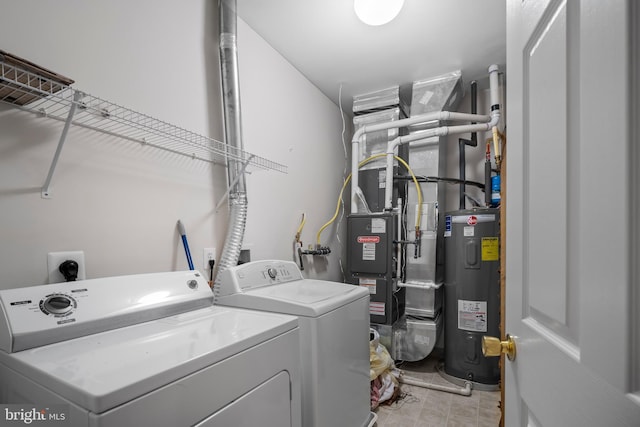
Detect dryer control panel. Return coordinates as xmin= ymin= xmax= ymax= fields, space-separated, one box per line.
xmin=215 ymin=260 xmax=304 ymax=297
xmin=0 ymin=271 xmax=212 ymax=353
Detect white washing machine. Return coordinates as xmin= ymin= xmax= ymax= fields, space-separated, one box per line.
xmin=215 ymin=260 xmax=374 ymax=427
xmin=0 ymin=271 xmax=301 ymax=427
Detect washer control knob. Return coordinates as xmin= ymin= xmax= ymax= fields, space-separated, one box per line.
xmin=43 ymin=295 xmax=73 ymax=315
xmin=267 ymin=268 xmax=277 ymax=279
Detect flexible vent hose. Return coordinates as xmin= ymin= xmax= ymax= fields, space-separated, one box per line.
xmin=217 ymin=194 xmax=247 ymax=270
xmin=214 ymin=194 xmax=247 ymax=299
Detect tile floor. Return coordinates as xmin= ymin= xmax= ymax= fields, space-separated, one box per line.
xmin=374 ymin=353 xmax=502 ymax=427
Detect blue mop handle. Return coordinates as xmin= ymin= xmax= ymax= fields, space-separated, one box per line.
xmin=177 ymin=220 xmax=195 ymax=270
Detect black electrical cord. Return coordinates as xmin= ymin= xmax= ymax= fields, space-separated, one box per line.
xmin=208 ymin=259 xmax=215 ymax=287
xmin=394 ymin=174 xmax=486 ymax=190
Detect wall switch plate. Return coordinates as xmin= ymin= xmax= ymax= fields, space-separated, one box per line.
xmin=48 ymin=251 xmax=86 ymax=283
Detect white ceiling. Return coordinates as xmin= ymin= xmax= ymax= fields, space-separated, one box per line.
xmin=237 ymin=0 xmax=506 ymax=113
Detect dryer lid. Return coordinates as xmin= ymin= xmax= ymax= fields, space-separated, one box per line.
xmin=0 ymin=306 xmax=297 ymax=414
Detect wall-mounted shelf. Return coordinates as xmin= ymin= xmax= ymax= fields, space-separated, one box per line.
xmin=0 ymin=58 xmax=287 ymax=197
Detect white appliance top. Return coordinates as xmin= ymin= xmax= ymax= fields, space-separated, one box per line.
xmin=0 ymin=271 xmax=213 ymax=353
xmin=215 ymin=260 xmax=369 ymax=316
xmin=0 ymin=271 xmax=298 ymax=414
xmin=0 ymin=306 xmax=297 ymax=413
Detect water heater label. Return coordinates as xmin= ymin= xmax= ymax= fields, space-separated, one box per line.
xmin=458 ymin=300 xmax=487 ymax=332
xmin=464 ymin=226 xmax=475 ymax=237
xmin=450 ymin=214 xmax=496 ymax=224
xmin=445 ymin=215 xmax=452 ymax=237
xmin=482 ymin=237 xmax=499 ymax=261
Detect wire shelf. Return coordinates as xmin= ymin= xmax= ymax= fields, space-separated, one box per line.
xmin=0 ymin=60 xmax=287 ymax=173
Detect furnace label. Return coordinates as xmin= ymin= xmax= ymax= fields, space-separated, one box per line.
xmin=357 ymin=236 xmax=380 ymax=243
xmin=378 ymin=169 xmax=386 ymax=189
xmin=371 ymin=218 xmax=386 ymax=233
xmin=362 ymin=243 xmax=376 ymax=261
xmin=359 ymin=278 xmax=377 ymax=294
xmin=369 ymin=302 xmax=385 ymax=316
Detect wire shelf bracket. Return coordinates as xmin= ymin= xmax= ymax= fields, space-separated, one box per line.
xmin=0 ymin=60 xmax=288 ymax=199
xmin=41 ymin=90 xmax=83 ymax=198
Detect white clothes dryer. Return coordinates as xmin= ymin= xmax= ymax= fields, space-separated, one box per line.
xmin=0 ymin=271 xmax=301 ymax=427
xmin=215 ymin=260 xmax=374 ymax=427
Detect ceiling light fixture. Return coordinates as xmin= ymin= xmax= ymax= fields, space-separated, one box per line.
xmin=354 ymin=0 xmax=405 ymax=26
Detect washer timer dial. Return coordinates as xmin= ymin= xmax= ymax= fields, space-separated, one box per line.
xmin=40 ymin=293 xmax=77 ymax=316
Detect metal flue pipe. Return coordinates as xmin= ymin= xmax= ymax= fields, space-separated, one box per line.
xmin=216 ymin=0 xmax=248 ymax=281
xmin=219 ymin=0 xmax=246 ymax=195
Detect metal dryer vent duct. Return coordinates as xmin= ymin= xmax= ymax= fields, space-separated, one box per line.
xmin=405 ymin=71 xmax=464 ymax=133
xmin=216 ymin=0 xmax=248 ymax=283
xmin=404 ymin=71 xmax=463 ymax=300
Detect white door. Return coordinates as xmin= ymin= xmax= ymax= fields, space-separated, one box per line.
xmin=504 ymin=0 xmax=640 ymax=425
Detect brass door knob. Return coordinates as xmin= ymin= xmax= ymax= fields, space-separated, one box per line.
xmin=482 ymin=334 xmax=517 ymax=361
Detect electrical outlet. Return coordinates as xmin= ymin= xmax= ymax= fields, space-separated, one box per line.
xmin=238 ymin=248 xmax=251 ymax=265
xmin=203 ymin=248 xmax=216 ymax=270
xmin=47 ymin=251 xmax=86 ymax=283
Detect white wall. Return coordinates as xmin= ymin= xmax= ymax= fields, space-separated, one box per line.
xmin=237 ymin=18 xmax=350 ymax=280
xmin=0 ymin=0 xmax=347 ymax=289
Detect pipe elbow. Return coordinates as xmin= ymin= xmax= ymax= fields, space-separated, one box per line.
xmin=489 ymin=110 xmax=501 ymax=128
xmin=387 ymin=137 xmax=401 ymax=153
xmin=352 ymin=127 xmax=365 ymax=144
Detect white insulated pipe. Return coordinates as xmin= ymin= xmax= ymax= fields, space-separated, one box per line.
xmin=488 ymin=64 xmax=502 ymax=165
xmin=382 ymin=118 xmax=499 ymax=211
xmin=365 ymin=413 xmax=378 ymax=427
xmin=350 ymin=112 xmax=490 ymax=214
xmin=397 ymin=281 xmax=441 ymax=290
xmin=488 ymin=64 xmax=501 ymax=116
xmin=399 ymin=373 xmax=473 ymax=396
xmin=396 ymin=198 xmax=402 ymax=281
xmin=350 ymin=65 xmax=501 ymax=214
